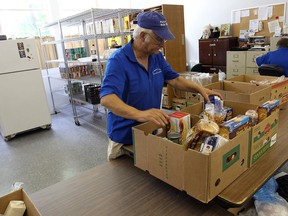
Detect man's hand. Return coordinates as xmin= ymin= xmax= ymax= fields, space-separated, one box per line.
xmin=136 ymin=108 xmax=169 ymax=126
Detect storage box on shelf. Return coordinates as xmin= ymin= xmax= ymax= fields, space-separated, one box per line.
xmin=226 ymin=75 xmax=288 ymax=105
xmin=166 ymin=72 xmax=218 ymax=110
xmin=40 ymin=8 xmax=141 ymax=125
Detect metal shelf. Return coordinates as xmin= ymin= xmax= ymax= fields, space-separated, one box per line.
xmin=40 ymin=8 xmax=141 ymax=126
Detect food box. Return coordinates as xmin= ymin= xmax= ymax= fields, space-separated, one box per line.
xmin=133 ymin=102 xmax=250 ymax=203
xmin=205 ymin=81 xmax=271 ymax=105
xmin=0 ymin=189 xmax=41 ymax=216
xmin=226 ymin=75 xmax=288 ymax=105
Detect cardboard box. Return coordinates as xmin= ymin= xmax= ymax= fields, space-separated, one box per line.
xmin=0 ymin=189 xmax=41 ymax=216
xmin=133 ymin=101 xmax=250 ymax=203
xmin=249 ymin=109 xmax=279 ymax=166
xmin=172 ymin=98 xmax=187 ymax=110
xmin=205 ymin=81 xmax=271 ymax=105
xmin=226 ymin=75 xmax=288 ymax=105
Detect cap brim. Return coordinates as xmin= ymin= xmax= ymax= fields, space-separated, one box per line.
xmin=153 ymin=29 xmax=175 ymax=40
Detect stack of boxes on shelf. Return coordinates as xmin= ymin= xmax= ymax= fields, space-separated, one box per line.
xmin=162 ymin=72 xmax=218 ymax=110
xmin=59 ymin=65 xmax=94 ymax=79
xmin=133 ymin=74 xmax=288 ymax=203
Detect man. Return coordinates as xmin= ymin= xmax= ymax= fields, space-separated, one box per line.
xmin=100 ymin=11 xmax=222 ymax=160
xmin=256 ymin=37 xmax=288 ymax=77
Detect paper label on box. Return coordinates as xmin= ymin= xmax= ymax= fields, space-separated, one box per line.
xmin=252 ymin=139 xmax=271 ymax=165
xmin=271 ymin=133 xmax=277 ymax=146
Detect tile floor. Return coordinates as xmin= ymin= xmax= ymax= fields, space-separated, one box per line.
xmin=0 ymin=108 xmax=108 ymax=196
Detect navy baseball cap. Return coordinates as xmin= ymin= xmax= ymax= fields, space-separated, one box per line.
xmin=137 ymin=11 xmax=175 ymax=40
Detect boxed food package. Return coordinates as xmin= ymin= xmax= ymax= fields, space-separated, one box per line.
xmin=226 ymin=75 xmax=288 ymax=105
xmin=219 ymin=115 xmax=250 ymax=139
xmin=257 ymin=99 xmax=280 ymax=122
xmin=0 ymin=189 xmax=41 ymax=216
xmin=167 ymin=111 xmax=190 ymax=144
xmin=205 ymin=81 xmax=271 ymax=105
xmin=133 ymin=101 xmax=251 ymax=203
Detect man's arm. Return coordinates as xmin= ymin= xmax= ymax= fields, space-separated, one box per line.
xmin=166 ymin=76 xmax=222 ymax=102
xmin=100 ymin=94 xmax=169 ymax=126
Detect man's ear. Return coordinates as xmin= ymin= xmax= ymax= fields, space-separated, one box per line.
xmin=139 ymin=31 xmax=147 ymax=42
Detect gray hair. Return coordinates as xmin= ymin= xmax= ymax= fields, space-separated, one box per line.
xmin=133 ymin=25 xmax=153 ymax=39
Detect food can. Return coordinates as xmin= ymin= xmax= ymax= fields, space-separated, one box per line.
xmin=167 ymin=132 xmax=181 ymax=144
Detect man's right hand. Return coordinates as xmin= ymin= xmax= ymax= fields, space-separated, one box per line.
xmin=136 ymin=108 xmax=169 ymax=126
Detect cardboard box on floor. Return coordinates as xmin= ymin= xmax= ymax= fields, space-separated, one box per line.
xmin=0 ymin=189 xmax=41 ymax=216
xmin=226 ymin=75 xmax=288 ymax=105
xmin=133 ymin=101 xmax=251 ymax=203
xmin=205 ymin=81 xmax=271 ymax=105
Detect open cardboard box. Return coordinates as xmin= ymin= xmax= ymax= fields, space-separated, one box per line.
xmin=226 ymin=74 xmax=288 ymax=105
xmin=205 ymin=81 xmax=271 ymax=105
xmin=133 ymin=100 xmax=280 ymax=203
xmin=133 ymin=101 xmax=251 ymax=203
xmin=183 ymin=101 xmax=279 ymax=167
xmin=0 ymin=189 xmax=41 ymax=216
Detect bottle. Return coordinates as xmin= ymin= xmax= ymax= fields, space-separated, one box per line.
xmin=90 ymin=44 xmax=97 ymax=62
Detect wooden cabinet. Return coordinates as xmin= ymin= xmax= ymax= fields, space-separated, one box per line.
xmin=199 ymin=37 xmax=238 ymax=73
xmin=145 ymin=4 xmax=186 ymax=72
xmin=145 ymin=5 xmax=186 ymax=109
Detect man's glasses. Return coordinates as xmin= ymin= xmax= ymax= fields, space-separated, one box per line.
xmin=146 ymin=33 xmax=166 ymax=46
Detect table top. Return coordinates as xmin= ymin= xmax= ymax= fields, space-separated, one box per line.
xmin=30 ymin=105 xmax=288 ymax=215
xmin=217 ymin=105 xmax=288 ymax=207
xmin=31 ymin=156 xmax=231 ymax=216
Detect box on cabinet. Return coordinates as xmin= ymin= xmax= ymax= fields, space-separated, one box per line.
xmin=0 ymin=189 xmax=41 ymax=216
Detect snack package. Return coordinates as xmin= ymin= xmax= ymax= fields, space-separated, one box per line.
xmin=257 ymin=100 xmax=280 ymax=122
xmin=219 ymin=115 xmax=250 ymax=139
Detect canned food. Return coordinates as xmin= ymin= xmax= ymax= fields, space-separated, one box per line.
xmin=167 ymin=132 xmax=181 ymax=144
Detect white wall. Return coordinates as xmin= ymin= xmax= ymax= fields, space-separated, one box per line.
xmin=130 ymin=0 xmax=288 ymax=69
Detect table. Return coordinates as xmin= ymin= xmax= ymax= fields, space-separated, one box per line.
xmin=31 ymin=156 xmax=231 ymax=216
xmin=31 ymin=105 xmax=288 ymax=216
xmin=217 ymin=104 xmax=288 ymax=209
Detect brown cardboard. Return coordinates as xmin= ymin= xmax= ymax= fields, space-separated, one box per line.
xmin=133 ymin=101 xmax=253 ymax=203
xmin=205 ymin=81 xmax=271 ymax=105
xmin=0 ymin=189 xmax=41 ymax=216
xmin=226 ymin=75 xmax=288 ymax=104
xmin=249 ymin=110 xmax=279 ymax=167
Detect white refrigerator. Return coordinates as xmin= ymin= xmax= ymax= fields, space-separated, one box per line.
xmin=0 ymin=39 xmax=51 ymax=141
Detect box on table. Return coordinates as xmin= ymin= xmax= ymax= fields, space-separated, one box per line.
xmin=173 ymin=72 xmax=218 ymax=101
xmin=133 ymin=102 xmax=250 ymax=203
xmin=183 ymin=100 xmax=280 ymax=167
xmin=249 ymin=108 xmax=279 ymax=167
xmin=226 ymin=75 xmax=288 ymax=105
xmin=172 ymin=98 xmax=187 ymax=110
xmin=205 ymin=81 xmax=271 ymax=105
xmin=0 ymin=189 xmax=41 ymax=216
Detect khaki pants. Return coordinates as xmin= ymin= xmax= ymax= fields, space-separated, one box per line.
xmin=107 ymin=139 xmax=125 ymax=161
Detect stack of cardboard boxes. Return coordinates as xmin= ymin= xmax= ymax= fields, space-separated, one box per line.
xmin=133 ymin=74 xmax=287 ymax=203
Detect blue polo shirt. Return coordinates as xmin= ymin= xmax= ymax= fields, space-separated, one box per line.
xmin=100 ymin=39 xmax=179 ymax=144
xmin=256 ymin=48 xmax=288 ymax=77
